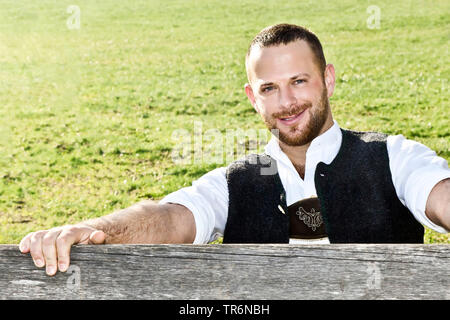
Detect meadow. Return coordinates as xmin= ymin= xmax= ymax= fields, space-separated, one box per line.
xmin=0 ymin=0 xmax=449 ymax=243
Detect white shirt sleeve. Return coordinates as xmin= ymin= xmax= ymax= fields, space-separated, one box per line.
xmin=387 ymin=135 xmax=450 ymax=233
xmin=158 ymin=167 xmax=228 ymax=244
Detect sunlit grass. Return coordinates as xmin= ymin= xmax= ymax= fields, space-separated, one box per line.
xmin=0 ymin=0 xmax=448 ymax=243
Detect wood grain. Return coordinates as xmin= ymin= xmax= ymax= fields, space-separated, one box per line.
xmin=1 ymin=244 xmax=449 ymax=300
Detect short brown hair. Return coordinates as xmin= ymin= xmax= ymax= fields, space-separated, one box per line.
xmin=246 ymin=24 xmax=327 ymax=74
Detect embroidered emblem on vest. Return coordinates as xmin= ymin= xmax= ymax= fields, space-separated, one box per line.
xmin=295 ymin=207 xmax=323 ymax=231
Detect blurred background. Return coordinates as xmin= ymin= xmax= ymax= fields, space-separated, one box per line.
xmin=0 ymin=0 xmax=448 ymax=243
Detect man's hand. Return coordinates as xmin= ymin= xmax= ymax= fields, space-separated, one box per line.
xmin=18 ymin=201 xmax=196 ymax=276
xmin=19 ymin=224 xmax=106 ymax=276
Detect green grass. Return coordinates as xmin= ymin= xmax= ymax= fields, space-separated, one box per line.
xmin=0 ymin=0 xmax=449 ymax=243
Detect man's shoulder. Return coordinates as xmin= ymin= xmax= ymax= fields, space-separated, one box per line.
xmin=227 ymin=153 xmax=273 ymax=167
xmin=334 ymin=128 xmax=390 ymax=162
xmin=341 ymin=128 xmax=388 ymax=144
xmin=225 ymin=153 xmax=278 ymax=177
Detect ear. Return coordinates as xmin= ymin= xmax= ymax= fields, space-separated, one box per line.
xmin=244 ymin=83 xmax=260 ymax=113
xmin=323 ymin=64 xmax=336 ymax=98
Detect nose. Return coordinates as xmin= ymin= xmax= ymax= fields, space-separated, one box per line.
xmin=278 ymin=86 xmax=297 ymax=110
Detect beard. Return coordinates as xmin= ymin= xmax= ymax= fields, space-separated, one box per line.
xmin=260 ymin=88 xmax=330 ymax=147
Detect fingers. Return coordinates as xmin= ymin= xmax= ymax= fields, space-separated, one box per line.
xmin=19 ymin=225 xmax=99 ymax=276
xmin=89 ymin=230 xmax=106 ymax=244
xmin=19 ymin=232 xmax=33 ymax=253
xmin=56 ymin=228 xmax=81 ymax=272
xmin=41 ymin=229 xmax=63 ymax=276
xmin=29 ymin=230 xmax=48 ymax=269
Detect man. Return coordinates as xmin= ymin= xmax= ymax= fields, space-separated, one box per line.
xmin=19 ymin=24 xmax=450 ymax=276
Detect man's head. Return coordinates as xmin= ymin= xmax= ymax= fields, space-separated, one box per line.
xmin=245 ymin=24 xmax=336 ymax=147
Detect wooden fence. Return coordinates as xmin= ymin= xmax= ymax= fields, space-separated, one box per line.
xmin=1 ymin=244 xmax=449 ymax=300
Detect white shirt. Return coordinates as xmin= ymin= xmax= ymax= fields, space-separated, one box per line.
xmin=160 ymin=121 xmax=450 ymax=244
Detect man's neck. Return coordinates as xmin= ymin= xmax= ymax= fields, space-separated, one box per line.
xmin=278 ymin=119 xmax=334 ymax=179
xmin=278 ymin=141 xmax=310 ymax=179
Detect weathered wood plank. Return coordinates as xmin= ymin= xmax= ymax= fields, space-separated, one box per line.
xmin=1 ymin=244 xmax=449 ymax=300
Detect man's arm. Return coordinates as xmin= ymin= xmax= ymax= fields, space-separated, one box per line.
xmin=387 ymin=135 xmax=450 ymax=233
xmin=80 ymin=200 xmax=196 ymax=244
xmin=19 ymin=200 xmax=196 ymax=276
xmin=425 ymin=178 xmax=450 ymax=231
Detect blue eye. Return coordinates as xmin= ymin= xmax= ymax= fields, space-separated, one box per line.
xmin=294 ymin=79 xmax=305 ymax=84
xmin=262 ymin=86 xmax=274 ymax=93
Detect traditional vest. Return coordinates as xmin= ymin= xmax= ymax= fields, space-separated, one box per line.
xmin=223 ymin=129 xmax=424 ymax=243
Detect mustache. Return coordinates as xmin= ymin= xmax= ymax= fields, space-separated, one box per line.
xmin=272 ymin=102 xmax=312 ymax=119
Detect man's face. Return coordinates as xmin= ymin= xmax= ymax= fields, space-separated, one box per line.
xmin=245 ymin=40 xmax=335 ymax=147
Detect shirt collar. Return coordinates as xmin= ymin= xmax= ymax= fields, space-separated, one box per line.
xmin=264 ymin=120 xmax=342 ymax=166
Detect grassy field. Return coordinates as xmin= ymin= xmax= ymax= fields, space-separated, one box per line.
xmin=0 ymin=0 xmax=449 ymax=243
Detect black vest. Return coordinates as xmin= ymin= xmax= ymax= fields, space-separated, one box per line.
xmin=223 ymin=129 xmax=424 ymax=243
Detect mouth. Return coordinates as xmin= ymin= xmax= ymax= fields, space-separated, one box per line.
xmin=278 ymin=109 xmax=307 ymax=126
